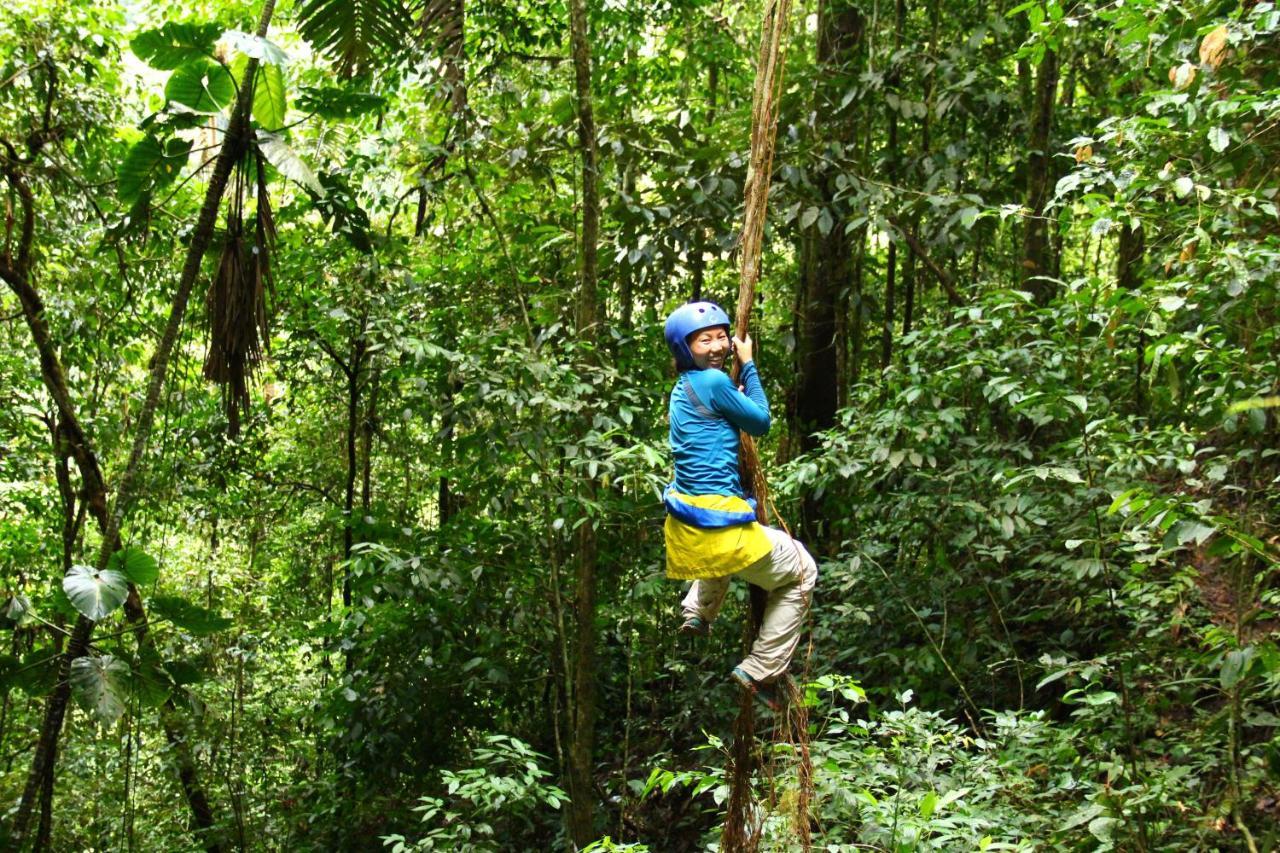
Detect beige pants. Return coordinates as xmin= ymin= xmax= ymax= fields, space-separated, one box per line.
xmin=681 ymin=526 xmax=818 ymax=682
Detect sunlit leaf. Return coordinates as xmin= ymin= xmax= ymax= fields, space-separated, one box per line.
xmin=1168 ymin=62 xmax=1196 ymax=90
xmin=222 ymin=30 xmax=289 ymax=66
xmin=1199 ymin=26 xmax=1228 ymax=69
xmin=70 ymin=654 xmax=130 ymax=725
xmin=1208 ymin=127 xmax=1229 ymax=153
xmin=256 ymin=130 xmax=324 ymax=195
xmin=63 ymin=565 xmax=128 ymax=622
xmin=253 ymin=63 xmax=288 ymax=130
xmin=131 ymin=22 xmax=222 ymax=69
xmin=296 ymin=86 xmax=386 ymax=119
xmin=234 ymin=56 xmax=289 ymax=130
xmin=108 ymin=547 xmax=159 ymax=586
xmin=295 ymin=0 xmax=414 ymax=77
xmin=165 ymin=58 xmax=236 ymax=114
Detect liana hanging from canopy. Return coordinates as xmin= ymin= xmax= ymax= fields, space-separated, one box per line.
xmin=658 ymin=1 xmax=817 ymax=850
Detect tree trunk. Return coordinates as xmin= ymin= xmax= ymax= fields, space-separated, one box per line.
xmin=881 ymin=0 xmax=907 ymax=379
xmin=567 ymin=0 xmax=601 ymax=845
xmin=342 ymin=336 xmax=366 ymax=611
xmin=793 ymin=0 xmax=863 ymax=536
xmin=1117 ymin=222 xmax=1146 ymax=412
xmin=361 ymin=368 xmax=380 ymax=515
xmin=850 ymin=234 xmax=866 ymax=386
xmin=794 ymin=0 xmax=862 ymax=452
xmin=1021 ymin=49 xmax=1059 ymax=304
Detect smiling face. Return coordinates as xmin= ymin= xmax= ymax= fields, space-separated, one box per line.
xmin=687 ymin=326 xmax=731 ymax=370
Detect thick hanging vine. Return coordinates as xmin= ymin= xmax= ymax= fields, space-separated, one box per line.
xmin=721 ymin=1 xmax=813 ymax=851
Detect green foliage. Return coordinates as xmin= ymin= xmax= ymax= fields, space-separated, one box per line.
xmin=116 ymin=135 xmax=191 ymax=203
xmin=69 ymin=654 xmax=130 ymax=725
xmin=294 ymin=0 xmax=413 ymax=77
xmin=251 ymin=62 xmax=288 ymax=130
xmin=164 ymin=57 xmax=236 ymax=113
xmin=296 ymin=85 xmax=385 ymax=118
xmin=130 ymin=21 xmax=222 ymax=69
xmin=256 ymin=130 xmax=323 ymax=194
xmin=2 ymin=0 xmax=1277 ymax=849
xmin=108 ymin=547 xmax=159 ymax=586
xmin=148 ymin=595 xmax=233 ymax=635
xmin=62 ymin=565 xmax=128 ymax=622
xmin=382 ymin=735 xmax=567 ymax=851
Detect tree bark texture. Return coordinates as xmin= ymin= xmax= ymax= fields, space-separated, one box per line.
xmin=1117 ymin=222 xmax=1146 ymax=412
xmin=569 ymin=0 xmax=600 ymax=337
xmin=793 ymin=0 xmax=863 ymax=459
xmin=566 ymin=0 xmax=601 ymax=845
xmin=1021 ymin=49 xmax=1059 ymax=304
xmin=881 ymin=0 xmax=907 ymax=379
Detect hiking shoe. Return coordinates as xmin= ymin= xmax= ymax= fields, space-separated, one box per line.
xmin=730 ymin=666 xmax=786 ymax=712
xmin=679 ymin=615 xmax=710 ymax=637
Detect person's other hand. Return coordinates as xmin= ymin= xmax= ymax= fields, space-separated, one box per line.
xmin=733 ymin=334 xmax=753 ymax=365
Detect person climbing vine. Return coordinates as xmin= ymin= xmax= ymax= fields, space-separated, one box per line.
xmin=661 ymin=301 xmax=818 ymax=710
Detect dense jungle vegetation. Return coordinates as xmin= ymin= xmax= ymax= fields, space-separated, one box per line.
xmin=1 ymin=0 xmax=1278 ymax=848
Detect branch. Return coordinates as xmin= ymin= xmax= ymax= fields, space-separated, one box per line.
xmin=0 ymin=259 xmax=111 ymax=526
xmin=887 ymin=215 xmax=963 ymax=307
xmin=314 ymin=336 xmax=354 ymax=379
xmin=0 ymin=155 xmax=36 ymax=276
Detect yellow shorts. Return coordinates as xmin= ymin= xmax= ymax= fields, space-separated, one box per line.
xmin=663 ymin=492 xmax=773 ymax=580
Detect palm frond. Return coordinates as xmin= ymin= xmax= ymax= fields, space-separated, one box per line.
xmin=296 ymin=0 xmax=414 ymax=77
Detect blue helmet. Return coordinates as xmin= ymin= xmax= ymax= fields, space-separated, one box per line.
xmin=664 ymin=301 xmax=732 ymax=371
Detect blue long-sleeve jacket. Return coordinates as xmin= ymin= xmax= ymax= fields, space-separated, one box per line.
xmin=668 ymin=361 xmax=771 ymax=498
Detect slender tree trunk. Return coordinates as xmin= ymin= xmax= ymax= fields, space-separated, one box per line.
xmin=567 ymin=0 xmax=601 ymax=845
xmin=851 ymin=235 xmax=865 ymax=385
xmin=793 ymin=0 xmax=863 ymax=536
xmin=339 ymin=332 xmax=368 ymax=680
xmin=881 ymin=0 xmax=907 ymax=378
xmin=903 ymin=0 xmax=939 ymax=337
xmin=438 ymin=375 xmax=458 ymax=527
xmin=1117 ymin=222 xmax=1146 ymax=412
xmin=901 ymin=249 xmax=916 ymax=336
xmin=361 ymin=367 xmax=380 ymax=515
xmin=342 ymin=338 xmax=365 ymax=608
xmin=1021 ymin=49 xmax=1059 ymax=304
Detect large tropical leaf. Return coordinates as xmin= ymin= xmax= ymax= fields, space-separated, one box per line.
xmin=233 ymin=56 xmax=288 ymax=130
xmin=295 ymin=0 xmax=413 ymax=77
xmin=254 ymin=63 xmax=288 ymax=130
xmin=256 ymin=131 xmax=324 ymax=194
xmin=222 ymin=30 xmax=290 ymax=66
xmin=296 ymin=86 xmax=386 ymax=119
xmin=164 ymin=658 xmax=208 ymax=686
xmin=107 ymin=546 xmax=160 ymax=586
xmin=165 ymin=58 xmax=236 ymax=114
xmin=117 ymin=135 xmax=191 ymax=204
xmin=0 ymin=594 xmax=33 ymax=628
xmin=131 ymin=22 xmax=222 ymax=69
xmin=70 ymin=655 xmax=130 ymax=725
xmin=62 ymin=564 xmax=128 ymax=622
xmin=150 ymin=595 xmax=233 ymax=635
